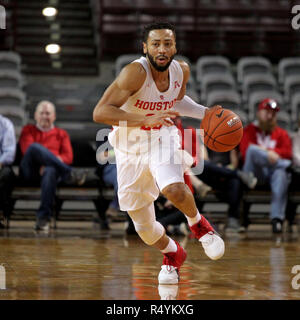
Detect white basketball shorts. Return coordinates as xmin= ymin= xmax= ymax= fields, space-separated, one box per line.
xmin=114 ymin=144 xmax=193 ymax=211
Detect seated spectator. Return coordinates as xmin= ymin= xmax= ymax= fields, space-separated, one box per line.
xmin=285 ymin=117 xmax=300 ymax=231
xmin=195 ymin=145 xmax=257 ymax=233
xmin=19 ymin=101 xmax=87 ymax=232
xmin=240 ymin=98 xmax=292 ymax=234
xmin=0 ymin=115 xmax=16 ymax=228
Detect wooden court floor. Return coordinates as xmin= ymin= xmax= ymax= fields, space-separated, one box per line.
xmin=0 ymin=221 xmax=300 ymax=300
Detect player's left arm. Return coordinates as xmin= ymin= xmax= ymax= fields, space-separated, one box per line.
xmin=174 ymin=61 xmax=221 ymax=119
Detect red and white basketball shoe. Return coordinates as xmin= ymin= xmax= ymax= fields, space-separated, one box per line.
xmin=158 ymin=241 xmax=187 ymax=285
xmin=190 ymin=215 xmax=225 ymax=260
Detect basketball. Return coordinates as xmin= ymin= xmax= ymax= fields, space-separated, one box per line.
xmin=200 ymin=108 xmax=243 ymax=152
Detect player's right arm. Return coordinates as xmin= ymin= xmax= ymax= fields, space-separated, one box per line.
xmin=174 ymin=60 xmax=222 ymax=119
xmin=93 ymin=63 xmax=179 ymax=127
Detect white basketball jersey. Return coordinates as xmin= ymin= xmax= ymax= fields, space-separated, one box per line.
xmin=108 ymin=56 xmax=183 ymax=153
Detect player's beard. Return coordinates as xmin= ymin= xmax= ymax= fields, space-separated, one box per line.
xmin=146 ymin=52 xmax=175 ymax=72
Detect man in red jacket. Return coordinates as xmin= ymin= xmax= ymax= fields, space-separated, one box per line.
xmin=240 ymin=98 xmax=292 ymax=233
xmin=19 ymin=101 xmax=86 ymax=232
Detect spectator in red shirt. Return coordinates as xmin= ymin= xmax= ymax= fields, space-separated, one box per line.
xmin=19 ymin=101 xmax=86 ymax=232
xmin=240 ymin=98 xmax=292 ymax=233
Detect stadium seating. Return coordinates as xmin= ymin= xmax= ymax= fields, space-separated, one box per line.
xmin=276 ymin=111 xmax=292 ymax=132
xmin=115 ymin=54 xmax=141 ymax=76
xmin=98 ymin=0 xmax=298 ymax=61
xmin=200 ymin=73 xmax=236 ymax=103
xmin=196 ymin=56 xmax=231 ymax=83
xmin=186 ymin=74 xmax=199 ymax=102
xmin=0 ymin=52 xmax=21 ymax=70
xmin=291 ymin=93 xmax=300 ymax=123
xmin=283 ymin=75 xmax=300 ymax=104
xmin=237 ymin=56 xmax=272 ymax=84
xmin=55 ymin=97 xmax=90 ymax=122
xmin=278 ymin=57 xmax=300 ymax=86
xmin=0 ymin=50 xmax=27 ymax=136
xmin=0 ymin=87 xmax=26 ymax=109
xmin=1 ymin=1 xmax=300 ymax=230
xmin=241 ymin=73 xmax=277 ymax=102
xmin=206 ymin=89 xmax=241 ymax=109
xmin=13 ymin=0 xmax=99 ymax=75
xmin=0 ymin=69 xmax=23 ymax=89
xmin=0 ymin=106 xmax=27 ymax=137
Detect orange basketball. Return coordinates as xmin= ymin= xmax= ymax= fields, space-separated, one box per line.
xmin=200 ymin=108 xmax=243 ymax=152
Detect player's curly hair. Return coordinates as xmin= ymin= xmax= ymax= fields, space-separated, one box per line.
xmin=142 ymin=21 xmax=176 ymax=43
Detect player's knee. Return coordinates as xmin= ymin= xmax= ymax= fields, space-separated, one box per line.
xmin=133 ymin=221 xmax=165 ymax=246
xmin=162 ymin=182 xmax=187 ymax=203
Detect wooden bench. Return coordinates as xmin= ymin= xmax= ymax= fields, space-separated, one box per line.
xmin=195 ymin=188 xmax=300 ymax=227
xmin=5 ymin=139 xmax=114 ymax=229
xmin=6 ymin=178 xmax=300 ymax=229
xmin=242 ymin=189 xmax=300 ymax=227
xmin=8 ymin=179 xmax=115 ymax=229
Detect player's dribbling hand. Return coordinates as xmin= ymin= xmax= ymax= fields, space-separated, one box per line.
xmin=142 ymin=111 xmax=180 ymax=128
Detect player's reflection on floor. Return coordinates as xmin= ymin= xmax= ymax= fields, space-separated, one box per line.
xmin=158 ymin=284 xmax=179 ymax=300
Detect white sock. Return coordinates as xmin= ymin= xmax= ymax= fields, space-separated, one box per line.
xmin=161 ymin=238 xmax=177 ymax=254
xmin=186 ymin=211 xmax=201 ymax=227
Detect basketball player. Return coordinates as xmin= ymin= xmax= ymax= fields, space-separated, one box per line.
xmin=93 ymin=22 xmax=225 ymax=284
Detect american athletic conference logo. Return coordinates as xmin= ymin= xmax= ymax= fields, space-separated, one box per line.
xmin=174 ymin=81 xmax=181 ymax=89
